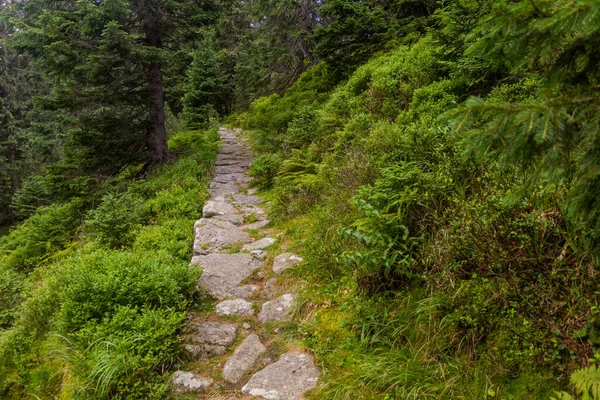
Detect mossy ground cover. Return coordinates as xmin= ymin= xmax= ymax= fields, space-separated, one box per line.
xmin=236 ymin=33 xmax=600 ymax=398
xmin=0 ymin=129 xmax=218 ymax=399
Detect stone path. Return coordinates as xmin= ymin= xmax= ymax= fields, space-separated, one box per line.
xmin=172 ymin=128 xmax=320 ymax=399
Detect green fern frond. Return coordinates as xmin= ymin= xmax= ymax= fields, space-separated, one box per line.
xmin=571 ymin=365 xmax=600 ymax=400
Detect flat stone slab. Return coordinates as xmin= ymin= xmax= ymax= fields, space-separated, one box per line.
xmin=232 ymin=194 xmax=264 ymax=206
xmin=183 ymin=343 xmax=227 ymax=361
xmin=210 ymin=181 xmax=240 ymax=197
xmin=222 ymin=334 xmax=267 ymax=384
xmin=214 ymin=213 xmax=245 ymax=225
xmin=186 ymin=321 xmax=237 ymax=347
xmin=216 ymin=299 xmax=255 ymax=316
xmin=213 ymin=173 xmax=252 ymax=184
xmin=241 ymin=205 xmax=268 ymax=219
xmin=193 ymin=218 xmax=250 ymax=255
xmin=243 ymin=219 xmax=271 ymax=230
xmin=192 ymin=253 xmax=262 ymax=299
xmin=172 ymin=371 xmax=214 ymax=394
xmin=242 ymin=237 xmax=277 ymax=251
xmin=258 ymin=294 xmax=296 ymax=324
xmin=203 ymin=198 xmax=239 ymax=218
xmin=230 ymin=284 xmax=259 ymax=299
xmin=216 ymin=165 xmax=246 ymax=174
xmin=241 ymin=352 xmax=320 ymax=399
xmin=273 ymin=253 xmax=304 ymax=274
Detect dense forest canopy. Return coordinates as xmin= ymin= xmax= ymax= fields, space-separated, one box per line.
xmin=1 ymin=0 xmax=600 ymax=398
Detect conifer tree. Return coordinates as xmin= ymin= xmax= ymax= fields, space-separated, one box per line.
xmin=12 ymin=0 xmax=217 ymax=178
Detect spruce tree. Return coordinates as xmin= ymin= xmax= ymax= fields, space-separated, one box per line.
xmin=12 ymin=0 xmax=217 ymax=178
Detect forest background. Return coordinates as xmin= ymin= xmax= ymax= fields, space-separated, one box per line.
xmin=1 ymin=0 xmax=600 ymax=398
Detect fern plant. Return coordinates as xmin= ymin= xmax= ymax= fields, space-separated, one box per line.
xmin=553 ymin=365 xmax=600 ymax=400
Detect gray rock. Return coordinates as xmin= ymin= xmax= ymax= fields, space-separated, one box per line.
xmin=242 ymin=323 xmax=251 ymax=330
xmin=213 ymin=173 xmax=252 ymax=184
xmin=272 ymin=253 xmax=304 ymax=275
xmin=220 ymin=144 xmax=246 ymax=155
xmin=258 ymin=294 xmax=296 ymax=324
xmin=192 ymin=253 xmax=262 ymax=299
xmin=230 ymin=284 xmax=259 ymax=299
xmin=193 ymin=218 xmax=250 ymax=255
xmin=263 ymin=278 xmax=278 ymax=299
xmin=250 ymin=250 xmax=267 ymax=260
xmin=242 ymin=237 xmax=277 ymax=251
xmin=232 ymin=194 xmax=263 ymax=206
xmin=241 ymin=352 xmax=320 ymax=399
xmin=183 ymin=343 xmax=227 ymax=361
xmin=222 ymin=334 xmax=267 ymax=384
xmin=216 ymin=158 xmax=244 ymax=166
xmin=215 ymin=299 xmax=254 ymax=316
xmin=203 ymin=198 xmax=239 ymax=218
xmin=243 ymin=219 xmax=271 ymax=230
xmin=247 ymin=188 xmax=259 ymax=195
xmin=171 ymin=371 xmax=214 ymax=394
xmin=241 ymin=205 xmax=268 ymax=220
xmin=210 ymin=181 xmax=240 ymax=197
xmin=186 ymin=321 xmax=237 ymax=347
xmin=216 ymin=165 xmax=245 ymax=174
xmin=214 ymin=213 xmax=245 ymax=225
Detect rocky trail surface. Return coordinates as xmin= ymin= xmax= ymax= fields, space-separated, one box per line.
xmin=172 ymin=128 xmax=320 ymax=399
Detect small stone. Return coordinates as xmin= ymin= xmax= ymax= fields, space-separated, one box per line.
xmin=243 ymin=219 xmax=271 ymax=230
xmin=183 ymin=343 xmax=226 ymax=361
xmin=242 ymin=237 xmax=277 ymax=251
xmin=258 ymin=294 xmax=296 ymax=324
xmin=272 ymin=253 xmax=304 ymax=275
xmin=186 ymin=321 xmax=237 ymax=347
xmin=171 ymin=371 xmax=213 ymax=394
xmin=241 ymin=352 xmax=320 ymax=399
xmin=263 ymin=278 xmax=278 ymax=299
xmin=222 ymin=334 xmax=267 ymax=384
xmin=247 ymin=188 xmax=259 ymax=195
xmin=215 ymin=299 xmax=254 ymax=316
xmin=230 ymin=284 xmax=260 ymax=299
xmin=250 ymin=250 xmax=267 ymax=260
xmin=242 ymin=323 xmax=251 ymax=329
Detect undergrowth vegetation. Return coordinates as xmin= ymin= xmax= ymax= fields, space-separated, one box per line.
xmin=235 ymin=3 xmax=600 ymax=396
xmin=0 ymin=129 xmax=218 ymax=399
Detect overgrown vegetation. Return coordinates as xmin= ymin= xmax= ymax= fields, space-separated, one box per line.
xmin=0 ymin=129 xmax=217 ymax=398
xmin=3 ymin=0 xmax=600 ymax=397
xmin=235 ymin=0 xmax=600 ymax=397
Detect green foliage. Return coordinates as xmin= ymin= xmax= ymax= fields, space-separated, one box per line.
xmin=313 ymin=0 xmax=438 ymax=78
xmin=239 ymin=18 xmax=600 ymax=396
xmin=554 ymin=365 xmax=600 ymax=400
xmin=454 ymin=0 xmax=600 ymax=245
xmin=85 ymin=192 xmax=144 ymax=248
xmin=181 ymin=30 xmax=234 ymax=129
xmin=0 ymin=129 xmax=216 ymax=398
xmin=0 ymin=199 xmax=82 ymax=272
xmin=248 ymin=153 xmax=283 ymax=189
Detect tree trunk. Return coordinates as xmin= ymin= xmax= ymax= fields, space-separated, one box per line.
xmin=142 ymin=9 xmax=170 ymax=168
xmin=146 ymin=62 xmax=170 ymax=166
